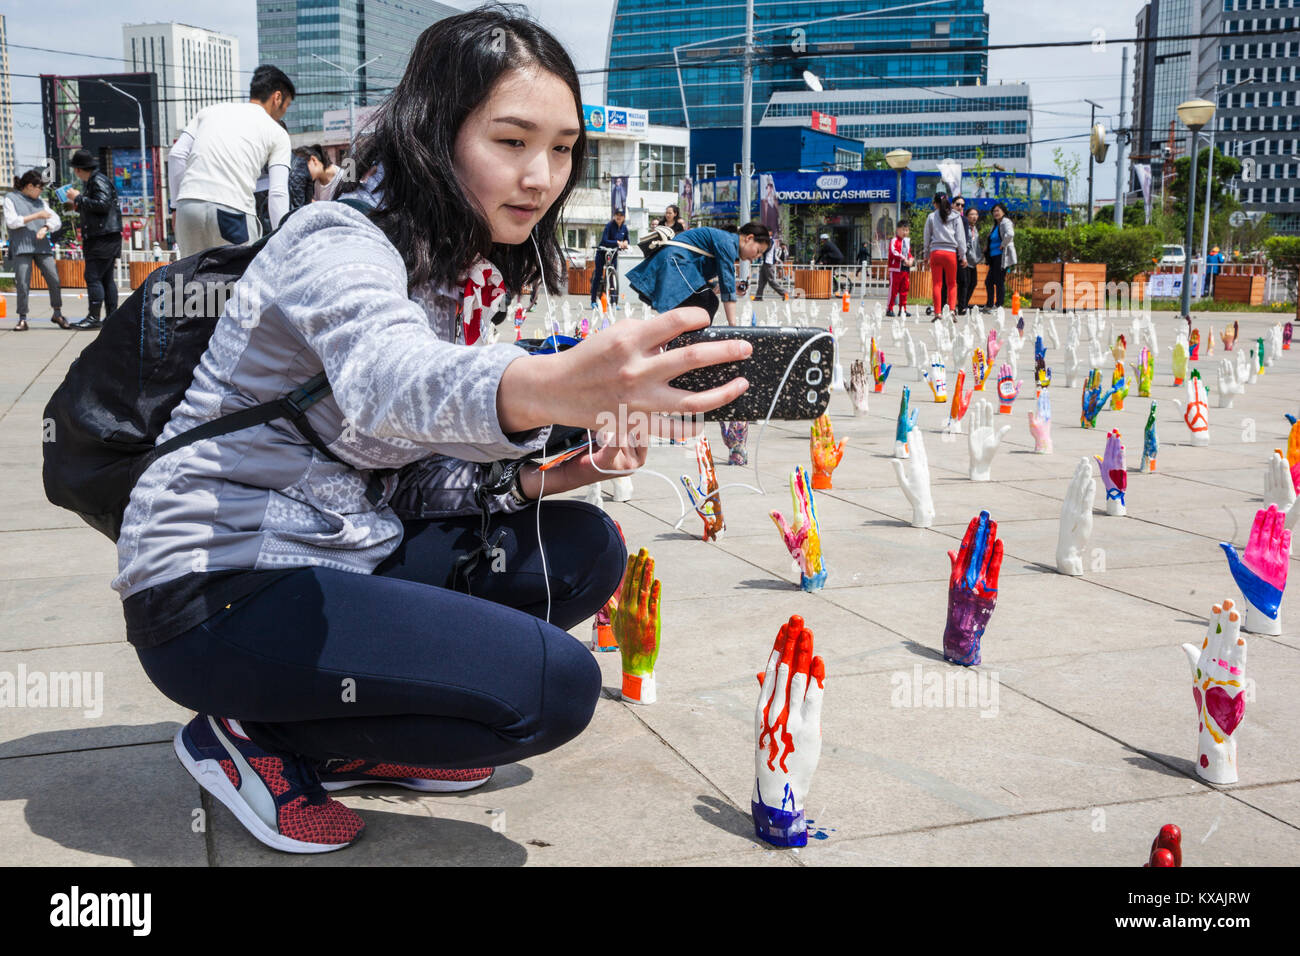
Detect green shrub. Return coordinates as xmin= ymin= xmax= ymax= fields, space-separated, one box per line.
xmin=1012 ymin=223 xmax=1161 ymax=282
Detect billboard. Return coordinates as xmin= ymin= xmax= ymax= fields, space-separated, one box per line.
xmin=810 ymin=110 xmax=837 ymax=134
xmin=583 ymin=103 xmax=649 ymax=137
xmin=110 ymin=148 xmax=153 ymax=216
xmin=77 ymin=73 xmax=160 ymax=148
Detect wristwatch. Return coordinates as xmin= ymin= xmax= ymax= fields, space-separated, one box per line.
xmin=506 ymin=466 xmax=535 ymax=507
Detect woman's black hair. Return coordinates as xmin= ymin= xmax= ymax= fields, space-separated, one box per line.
xmin=13 ymin=169 xmax=44 ymax=191
xmin=339 ymin=4 xmax=586 ymax=294
xmin=738 ymin=222 xmax=771 ymax=243
xmin=992 ymin=201 xmax=1009 ymax=217
xmin=934 ymin=193 xmax=953 ymax=221
xmin=665 ymin=204 xmax=684 ymax=233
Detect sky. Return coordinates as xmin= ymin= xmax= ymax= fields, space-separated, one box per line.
xmin=6 ymin=0 xmax=1164 ymax=205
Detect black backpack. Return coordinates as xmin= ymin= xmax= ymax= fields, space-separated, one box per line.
xmin=41 ymin=234 xmax=346 ymax=542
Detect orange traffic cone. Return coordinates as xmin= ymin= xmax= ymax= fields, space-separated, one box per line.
xmin=1011 ymin=291 xmax=1021 ymax=316
xmin=0 ymin=298 xmax=6 ymax=318
xmin=841 ymin=291 xmax=850 ymax=312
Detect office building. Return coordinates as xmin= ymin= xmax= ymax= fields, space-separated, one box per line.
xmin=0 ymin=15 xmax=15 ymax=186
xmin=760 ymin=83 xmax=1032 ymax=171
xmin=256 ymin=0 xmax=461 ymax=135
xmin=1132 ymin=0 xmax=1200 ymax=183
xmin=606 ymin=0 xmax=989 ymax=129
xmin=1201 ymin=0 xmax=1300 ymax=234
xmin=123 ymin=23 xmax=240 ymax=145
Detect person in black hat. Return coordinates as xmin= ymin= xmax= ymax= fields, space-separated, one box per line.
xmin=64 ymin=148 xmax=123 ymax=330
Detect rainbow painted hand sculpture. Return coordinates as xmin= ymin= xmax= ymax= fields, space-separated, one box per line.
xmin=753 ymin=615 xmax=825 ymax=848
xmin=1028 ymin=388 xmax=1052 ymax=454
xmin=1284 ymin=322 xmax=1293 ymax=350
xmin=810 ymin=414 xmax=846 ymax=490
xmin=870 ymin=337 xmax=891 ymax=392
xmin=922 ymin=353 xmax=949 ymax=403
xmin=967 ymin=399 xmax=1010 ymax=481
xmin=1095 ymin=428 xmax=1127 ymax=516
xmin=1057 ymin=458 xmax=1095 ymax=576
xmin=895 ymin=386 xmax=919 ymax=458
xmin=944 ymin=510 xmax=1003 ymax=666
xmin=1111 ymin=333 xmax=1127 ymax=364
xmin=1182 ymin=600 xmax=1247 ymax=784
xmin=971 ymin=346 xmax=989 ymax=392
xmin=944 ymin=369 xmax=973 ymax=434
xmin=1141 ymin=401 xmax=1158 ymax=472
xmin=891 ymin=428 xmax=935 ymax=528
xmin=721 ymin=420 xmax=749 ymax=467
xmin=1287 ymin=420 xmax=1300 ymax=494
xmin=1189 ymin=328 xmax=1201 ymax=361
xmin=1171 ymin=335 xmax=1188 ymax=385
xmin=681 ymin=436 xmax=725 ymax=541
xmin=1080 ymin=368 xmax=1117 ymax=429
xmin=996 ymin=363 xmax=1022 ymax=414
xmin=1173 ymin=371 xmax=1210 ymax=446
xmin=1108 ymin=362 xmax=1128 ymax=411
xmin=848 ymin=359 xmax=870 ymax=416
xmin=1131 ymin=347 xmax=1154 ymax=397
xmin=613 ymin=547 xmax=661 ymax=704
xmin=771 ymin=466 xmax=827 ymax=592
xmin=1219 ymin=505 xmax=1291 ymax=635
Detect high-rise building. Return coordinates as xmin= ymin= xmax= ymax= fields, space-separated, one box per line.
xmin=256 ymin=0 xmax=461 ymax=135
xmin=0 ymin=15 xmax=15 ymax=186
xmin=606 ymin=0 xmax=989 ymax=130
xmin=760 ymin=83 xmax=1032 ymax=171
xmin=123 ymin=22 xmax=240 ymax=146
xmin=1200 ymin=0 xmax=1300 ymax=235
xmin=1131 ymin=1 xmax=1199 ymax=184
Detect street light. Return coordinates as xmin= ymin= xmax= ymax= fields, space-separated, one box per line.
xmin=1176 ymin=98 xmax=1215 ymax=319
xmin=310 ymin=52 xmax=384 ymax=148
xmin=98 ymin=79 xmax=150 ymax=247
xmin=885 ymin=149 xmax=911 ymax=225
xmin=1198 ymin=79 xmax=1251 ymax=292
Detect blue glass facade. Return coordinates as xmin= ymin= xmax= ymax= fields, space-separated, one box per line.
xmin=606 ymin=0 xmax=989 ymax=129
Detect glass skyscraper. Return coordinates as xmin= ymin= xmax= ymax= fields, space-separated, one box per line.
xmin=257 ymin=0 xmax=460 ymax=135
xmin=606 ymin=0 xmax=989 ymax=129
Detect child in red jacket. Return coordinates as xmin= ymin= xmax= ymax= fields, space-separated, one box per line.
xmin=886 ymin=223 xmax=914 ymax=317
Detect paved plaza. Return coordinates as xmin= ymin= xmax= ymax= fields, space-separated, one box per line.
xmin=2 ymin=290 xmax=1298 ymax=866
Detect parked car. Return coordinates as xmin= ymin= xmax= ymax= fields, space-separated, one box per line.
xmin=563 ymin=247 xmax=587 ymax=269
xmin=1160 ymin=245 xmax=1186 ymax=267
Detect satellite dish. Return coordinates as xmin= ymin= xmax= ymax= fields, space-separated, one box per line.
xmin=1229 ymin=211 xmax=1247 ymax=227
xmin=802 ymin=70 xmax=823 ymax=92
xmin=1090 ymin=124 xmax=1110 ymax=162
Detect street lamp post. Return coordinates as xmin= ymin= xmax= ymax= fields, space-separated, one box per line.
xmin=310 ymin=52 xmax=384 ymax=147
xmin=1084 ymin=99 xmax=1102 ymax=224
xmin=885 ymin=149 xmax=911 ymax=226
xmin=1199 ymin=79 xmax=1251 ymax=283
xmin=1176 ymin=99 xmax=1215 ymax=320
xmin=98 ymin=79 xmax=150 ymax=247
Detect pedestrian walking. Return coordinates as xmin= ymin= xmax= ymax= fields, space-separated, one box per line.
xmin=3 ymin=169 xmax=69 ymax=330
xmin=168 ymin=65 xmax=295 ymax=258
xmin=64 ymin=148 xmax=122 ymax=330
xmin=984 ymin=202 xmax=1017 ymax=310
xmin=923 ymin=194 xmax=967 ymax=318
xmin=627 ymin=222 xmax=770 ymax=325
xmin=957 ymin=205 xmax=982 ymax=315
xmin=753 ymin=228 xmax=788 ymax=300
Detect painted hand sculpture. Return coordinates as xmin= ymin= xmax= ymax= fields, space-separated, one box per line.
xmin=1131 ymin=346 xmax=1154 ymax=397
xmin=1171 ymin=335 xmax=1188 ymax=385
xmin=944 ymin=510 xmax=1003 ymax=666
xmin=1087 ymin=334 xmax=1108 ymax=372
xmin=1095 ymin=428 xmax=1127 ymax=516
xmin=1182 ymin=600 xmax=1247 ymax=784
xmin=1216 ymin=358 xmax=1244 ymax=409
xmin=1065 ymin=327 xmax=1084 ymax=387
xmin=1141 ymin=401 xmax=1158 ymax=472
xmin=986 ymin=328 xmax=1001 ymax=365
xmin=1173 ymin=371 xmax=1210 ymax=446
xmin=1235 ymin=346 xmax=1250 ymax=389
xmin=1284 ymin=321 xmax=1293 ymax=350
xmin=591 ymin=550 xmax=626 ymax=652
xmin=922 ymin=352 xmax=949 ymax=403
xmin=681 ymin=436 xmax=725 ymax=541
xmin=613 ymin=547 xmax=661 ymax=704
xmin=1111 ymin=333 xmax=1126 ymax=364
xmin=1207 ymin=323 xmax=1215 ymax=357
xmin=1108 ymin=361 xmax=1128 ymax=411
xmin=971 ymin=346 xmax=989 ymax=391
xmin=995 ymin=363 xmax=1022 ymax=414
xmin=870 ymin=337 xmax=891 ymax=392
xmin=1219 ymin=504 xmax=1290 ymax=635
xmin=848 ymin=359 xmax=870 ymax=416
xmin=1221 ymin=320 xmax=1237 ymax=351
xmin=1028 ymin=388 xmax=1052 ymax=454
xmin=753 ymin=615 xmax=825 ymax=848
xmin=1256 ymin=336 xmax=1266 ymax=375
xmin=967 ymin=399 xmax=1011 ymax=482
xmin=1034 ymin=355 xmax=1051 ymax=390
xmin=944 ymin=369 xmax=974 ymax=434
xmin=721 ymin=420 xmax=749 ymax=467
xmin=810 ymin=414 xmax=846 ymax=490
xmin=1189 ymin=328 xmax=1201 ymax=361
xmin=895 ymin=386 xmax=919 ymax=459
xmin=1287 ymin=420 xmax=1300 ymax=493
xmin=1144 ymin=825 xmax=1183 ymax=867
xmin=1057 ymin=457 xmax=1095 ymax=576
xmin=770 ymin=466 xmax=828 ymax=592
xmin=1080 ymin=367 xmax=1117 ymax=429
xmin=1034 ymin=332 xmax=1047 ymax=367
xmin=891 ymin=428 xmax=935 ymax=528
xmin=1263 ymin=449 xmax=1297 ymax=515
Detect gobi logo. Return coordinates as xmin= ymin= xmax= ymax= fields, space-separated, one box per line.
xmin=815 ymin=174 xmax=847 ymax=190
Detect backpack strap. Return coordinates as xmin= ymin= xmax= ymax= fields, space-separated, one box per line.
xmin=662 ymin=239 xmax=713 ymax=258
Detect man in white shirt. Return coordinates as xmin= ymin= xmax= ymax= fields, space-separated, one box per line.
xmin=168 ymin=65 xmax=295 ymax=257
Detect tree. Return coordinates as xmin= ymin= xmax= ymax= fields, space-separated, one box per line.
xmin=1167 ymin=149 xmax=1242 ymax=226
xmin=1264 ymin=235 xmax=1300 ymax=318
xmin=861 ymin=149 xmax=887 ymax=171
xmin=1052 ymin=147 xmax=1082 ymax=212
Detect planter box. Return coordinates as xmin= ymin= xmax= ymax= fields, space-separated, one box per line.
xmin=31 ymin=259 xmax=86 ymax=290
xmin=567 ymin=264 xmax=593 ymax=297
xmin=792 ymin=268 xmax=832 ymax=299
xmin=1032 ymin=262 xmax=1106 ymax=310
xmin=1213 ymin=274 xmax=1264 ymax=305
xmin=130 ymin=260 xmax=166 ymax=290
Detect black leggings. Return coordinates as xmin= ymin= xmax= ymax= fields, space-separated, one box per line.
xmin=136 ymin=501 xmax=625 ymax=767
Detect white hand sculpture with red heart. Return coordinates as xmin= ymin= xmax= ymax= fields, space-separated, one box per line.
xmin=1182 ymin=600 xmax=1246 ymax=785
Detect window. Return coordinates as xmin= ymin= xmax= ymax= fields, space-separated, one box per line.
xmin=696 ymin=163 xmax=715 ymax=180
xmin=639 ymin=143 xmax=685 ymax=192
xmin=580 ymin=140 xmax=601 ymax=190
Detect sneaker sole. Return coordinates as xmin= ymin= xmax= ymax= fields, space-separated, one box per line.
xmin=173 ymin=727 xmax=358 ymax=854
xmin=320 ymin=770 xmax=494 ymax=794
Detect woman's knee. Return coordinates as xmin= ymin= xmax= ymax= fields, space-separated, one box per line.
xmin=533 ymin=626 xmax=602 ymax=749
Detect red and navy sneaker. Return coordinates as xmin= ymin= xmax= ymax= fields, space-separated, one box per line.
xmin=315 ymin=759 xmax=495 ymax=793
xmin=174 ymin=715 xmax=365 ymax=854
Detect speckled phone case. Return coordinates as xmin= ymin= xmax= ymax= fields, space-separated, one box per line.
xmin=666 ymin=327 xmax=835 ymax=421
